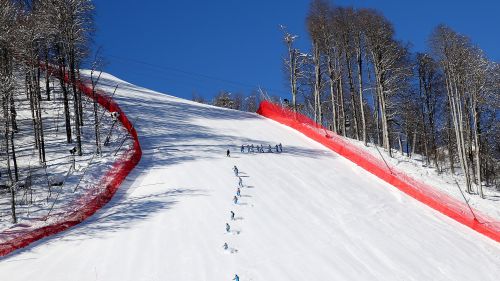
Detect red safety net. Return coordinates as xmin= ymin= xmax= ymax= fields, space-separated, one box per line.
xmin=257 ymin=100 xmax=500 ymax=243
xmin=0 ymin=69 xmax=142 ymax=257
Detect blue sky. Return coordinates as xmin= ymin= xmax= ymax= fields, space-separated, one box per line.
xmin=93 ymin=0 xmax=499 ymax=101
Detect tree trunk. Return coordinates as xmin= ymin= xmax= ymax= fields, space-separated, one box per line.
xmin=356 ymin=44 xmax=367 ymax=145
xmin=327 ymin=56 xmax=338 ymax=134
xmin=312 ymin=41 xmax=322 ymax=125
xmin=57 ymin=49 xmax=72 ymax=143
xmin=69 ymin=50 xmax=82 ymax=155
xmin=471 ymin=92 xmax=483 ymax=197
xmin=345 ymin=52 xmax=359 ymax=140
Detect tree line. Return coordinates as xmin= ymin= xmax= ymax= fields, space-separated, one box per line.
xmin=193 ymin=90 xmax=266 ymax=113
xmin=282 ymin=0 xmax=499 ymax=197
xmin=0 ymin=0 xmax=97 ymax=223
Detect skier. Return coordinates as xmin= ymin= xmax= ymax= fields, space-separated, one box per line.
xmin=233 ymin=274 xmax=240 ymax=281
xmin=267 ymin=145 xmax=272 ymax=153
xmin=251 ymin=144 xmax=255 ymax=152
xmin=233 ymin=195 xmax=238 ymax=204
xmin=240 ymin=145 xmax=244 ymax=153
xmin=260 ymin=144 xmax=264 ymax=153
xmin=230 ymin=211 xmax=235 ymax=220
xmin=227 ymin=149 xmax=231 ymax=157
xmin=275 ymin=144 xmax=279 ymax=152
xmin=226 ymin=223 xmax=231 ymax=233
xmin=223 ymin=242 xmax=229 ymax=250
xmin=236 ymin=187 xmax=241 ymax=197
xmin=233 ymin=165 xmax=239 ymax=176
xmin=247 ymin=144 xmax=251 ymax=153
xmin=279 ymin=143 xmax=283 ymax=152
xmin=238 ymin=176 xmax=243 ymax=187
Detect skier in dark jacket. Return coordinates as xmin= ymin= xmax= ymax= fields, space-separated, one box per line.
xmin=233 ymin=195 xmax=238 ymax=204
xmin=230 ymin=211 xmax=235 ymax=220
xmin=233 ymin=165 xmax=239 ymax=176
xmin=233 ymin=274 xmax=239 ymax=281
xmin=227 ymin=149 xmax=231 ymax=157
xmin=226 ymin=223 xmax=231 ymax=233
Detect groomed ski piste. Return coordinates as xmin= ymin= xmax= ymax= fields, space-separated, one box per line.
xmin=0 ymin=73 xmax=499 ymax=281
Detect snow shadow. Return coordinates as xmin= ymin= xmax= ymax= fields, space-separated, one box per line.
xmin=0 ymin=187 xmax=205 ymax=260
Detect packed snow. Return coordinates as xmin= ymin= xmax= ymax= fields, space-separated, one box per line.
xmin=0 ymin=73 xmax=498 ymax=281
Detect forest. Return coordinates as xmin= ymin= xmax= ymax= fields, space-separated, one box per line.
xmin=208 ymin=1 xmax=499 ymax=198
xmin=277 ymin=0 xmax=500 ymax=197
xmin=0 ymin=0 xmax=121 ymax=224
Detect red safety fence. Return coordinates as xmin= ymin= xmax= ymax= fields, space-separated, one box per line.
xmin=0 ymin=69 xmax=142 ymax=257
xmin=257 ymin=100 xmax=500 ymax=243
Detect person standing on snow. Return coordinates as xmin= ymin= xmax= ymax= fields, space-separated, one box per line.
xmin=223 ymin=242 xmax=229 ymax=250
xmin=233 ymin=274 xmax=240 ymax=281
xmin=275 ymin=144 xmax=279 ymax=152
xmin=260 ymin=144 xmax=264 ymax=153
xmin=227 ymin=149 xmax=231 ymax=157
xmin=233 ymin=165 xmax=239 ymax=176
xmin=267 ymin=145 xmax=272 ymax=153
xmin=236 ymin=187 xmax=241 ymax=197
xmin=233 ymin=195 xmax=238 ymax=204
xmin=238 ymin=176 xmax=243 ymax=187
xmin=241 ymin=145 xmax=244 ymax=153
xmin=279 ymin=143 xmax=283 ymax=152
xmin=226 ymin=223 xmax=231 ymax=233
xmin=230 ymin=211 xmax=235 ymax=220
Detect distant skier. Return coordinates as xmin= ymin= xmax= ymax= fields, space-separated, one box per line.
xmin=238 ymin=176 xmax=243 ymax=187
xmin=241 ymin=145 xmax=244 ymax=153
xmin=260 ymin=144 xmax=264 ymax=153
xmin=223 ymin=242 xmax=229 ymax=250
xmin=247 ymin=145 xmax=250 ymax=153
xmin=251 ymin=144 xmax=255 ymax=152
xmin=230 ymin=211 xmax=235 ymax=220
xmin=226 ymin=223 xmax=231 ymax=233
xmin=275 ymin=144 xmax=279 ymax=152
xmin=279 ymin=143 xmax=283 ymax=152
xmin=227 ymin=149 xmax=231 ymax=157
xmin=233 ymin=274 xmax=239 ymax=281
xmin=233 ymin=195 xmax=238 ymax=204
xmin=236 ymin=187 xmax=241 ymax=197
xmin=233 ymin=165 xmax=239 ymax=176
xmin=267 ymin=145 xmax=272 ymax=153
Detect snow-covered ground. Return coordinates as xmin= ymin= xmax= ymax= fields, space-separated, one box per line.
xmin=345 ymin=138 xmax=500 ymax=221
xmin=0 ymin=73 xmax=498 ymax=281
xmin=0 ymin=75 xmax=132 ymax=232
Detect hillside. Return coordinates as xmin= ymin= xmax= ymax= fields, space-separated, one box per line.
xmin=0 ymin=72 xmax=499 ymax=281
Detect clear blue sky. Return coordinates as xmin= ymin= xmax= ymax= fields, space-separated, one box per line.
xmin=92 ymin=0 xmax=499 ymax=100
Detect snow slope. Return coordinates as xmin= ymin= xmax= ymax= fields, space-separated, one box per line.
xmin=0 ymin=73 xmax=499 ymax=281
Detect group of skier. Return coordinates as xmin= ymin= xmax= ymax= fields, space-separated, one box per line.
xmin=240 ymin=143 xmax=283 ymax=154
xmin=224 ymin=165 xmax=248 ymax=281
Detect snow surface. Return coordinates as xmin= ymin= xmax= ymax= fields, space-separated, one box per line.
xmin=0 ymin=73 xmax=499 ymax=280
xmin=344 ymin=138 xmax=500 ymax=221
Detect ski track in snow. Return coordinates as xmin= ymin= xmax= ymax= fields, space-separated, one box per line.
xmin=0 ymin=72 xmax=499 ymax=281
